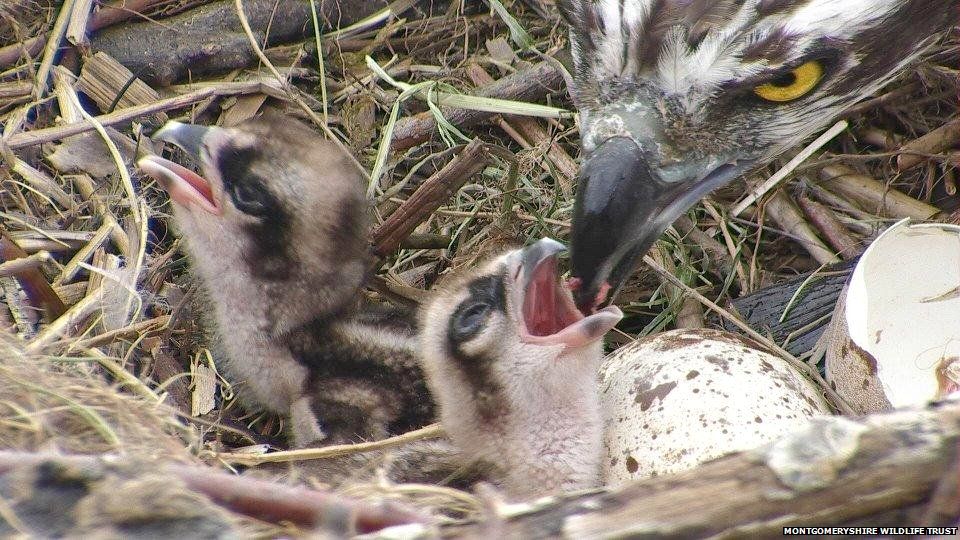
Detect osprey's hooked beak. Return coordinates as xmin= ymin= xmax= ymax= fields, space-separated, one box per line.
xmin=138 ymin=121 xmax=222 ymax=215
xmin=569 ymin=136 xmax=746 ymax=313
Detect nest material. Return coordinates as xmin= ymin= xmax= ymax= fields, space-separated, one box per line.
xmin=0 ymin=0 xmax=957 ymax=535
xmin=0 ymin=334 xmax=191 ymax=458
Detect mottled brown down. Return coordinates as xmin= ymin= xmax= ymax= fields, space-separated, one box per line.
xmin=142 ymin=114 xmax=432 ymax=446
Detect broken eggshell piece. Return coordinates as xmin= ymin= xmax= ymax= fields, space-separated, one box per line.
xmin=826 ymin=218 xmax=960 ymax=413
xmin=599 ymin=329 xmax=830 ymax=484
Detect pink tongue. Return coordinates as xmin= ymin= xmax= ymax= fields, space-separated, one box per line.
xmin=138 ymin=156 xmax=220 ymax=215
xmin=522 ymin=306 xmax=623 ymax=348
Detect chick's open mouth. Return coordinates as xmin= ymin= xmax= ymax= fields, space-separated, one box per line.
xmin=515 ymin=240 xmax=623 ymax=348
xmin=138 ymin=155 xmax=220 ymax=215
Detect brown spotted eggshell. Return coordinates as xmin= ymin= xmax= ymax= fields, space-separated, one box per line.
xmin=599 ymin=329 xmax=831 ymax=484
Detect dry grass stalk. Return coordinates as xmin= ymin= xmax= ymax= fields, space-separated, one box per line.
xmin=0 ymin=335 xmax=188 ymax=456
xmin=648 ymin=244 xmax=704 ymax=329
xmin=217 ymin=423 xmax=444 ymax=466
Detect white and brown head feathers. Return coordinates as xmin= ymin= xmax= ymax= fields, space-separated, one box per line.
xmin=420 ymin=238 xmax=622 ymax=499
xmin=559 ymin=0 xmax=954 ymax=311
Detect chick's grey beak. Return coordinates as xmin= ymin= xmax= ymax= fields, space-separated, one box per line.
xmin=569 ymin=136 xmax=746 ymax=313
xmin=518 ymin=237 xmax=567 ymax=288
xmin=151 ymin=121 xmax=212 ymax=160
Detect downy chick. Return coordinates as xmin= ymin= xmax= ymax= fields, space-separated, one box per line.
xmin=419 ymin=238 xmax=623 ymax=499
xmin=138 ymin=115 xmax=432 ymax=446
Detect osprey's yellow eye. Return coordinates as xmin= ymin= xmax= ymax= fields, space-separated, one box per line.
xmin=753 ymin=60 xmax=824 ymax=102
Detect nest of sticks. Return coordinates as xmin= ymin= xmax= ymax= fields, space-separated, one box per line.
xmin=0 ymin=0 xmax=957 ymax=536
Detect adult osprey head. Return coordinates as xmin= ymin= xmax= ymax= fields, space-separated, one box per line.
xmin=560 ymin=0 xmax=953 ymax=313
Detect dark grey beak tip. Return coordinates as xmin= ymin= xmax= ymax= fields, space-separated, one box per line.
xmin=569 ymin=136 xmax=749 ymax=313
xmin=519 ymin=238 xmax=567 ymax=279
xmin=569 ymin=136 xmax=647 ymax=312
xmin=151 ymin=121 xmax=211 ymax=159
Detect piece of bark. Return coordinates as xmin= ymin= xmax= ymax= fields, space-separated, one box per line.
xmin=148 ymin=343 xmax=193 ymax=415
xmin=715 ymin=259 xmax=856 ymax=357
xmin=44 ymin=126 xmax=140 ymax=178
xmin=76 ymin=51 xmax=162 ymax=112
xmin=372 ymin=139 xmax=489 ymax=257
xmin=89 ymin=0 xmax=389 ymax=86
xmin=390 ymin=60 xmax=566 ymax=151
xmin=0 ymin=230 xmax=67 ymax=322
xmin=439 ymin=402 xmax=960 ymax=538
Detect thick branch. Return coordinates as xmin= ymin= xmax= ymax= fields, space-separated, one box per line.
xmin=440 ymin=402 xmax=960 ymax=538
xmin=390 ymin=61 xmax=566 ymax=151
xmin=89 ymin=0 xmax=389 ymax=86
xmin=0 ymin=452 xmax=430 ymax=536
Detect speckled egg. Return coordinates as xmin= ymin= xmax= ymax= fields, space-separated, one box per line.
xmin=599 ymin=328 xmax=831 ymax=484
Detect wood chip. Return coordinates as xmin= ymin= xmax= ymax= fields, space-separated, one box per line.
xmin=76 ymin=51 xmax=163 ymax=113
xmin=191 ymin=363 xmax=217 ymax=417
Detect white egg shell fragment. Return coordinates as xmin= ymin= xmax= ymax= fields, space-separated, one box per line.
xmin=599 ymin=329 xmax=831 ymax=484
xmin=826 ymin=219 xmax=960 ymax=413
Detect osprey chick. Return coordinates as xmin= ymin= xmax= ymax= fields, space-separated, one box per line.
xmin=139 ymin=115 xmax=432 ymax=446
xmin=420 ymin=238 xmax=622 ymax=499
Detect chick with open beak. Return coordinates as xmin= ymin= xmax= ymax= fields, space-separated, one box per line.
xmin=138 ymin=116 xmax=432 ymax=446
xmin=420 ymin=238 xmax=622 ymax=499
